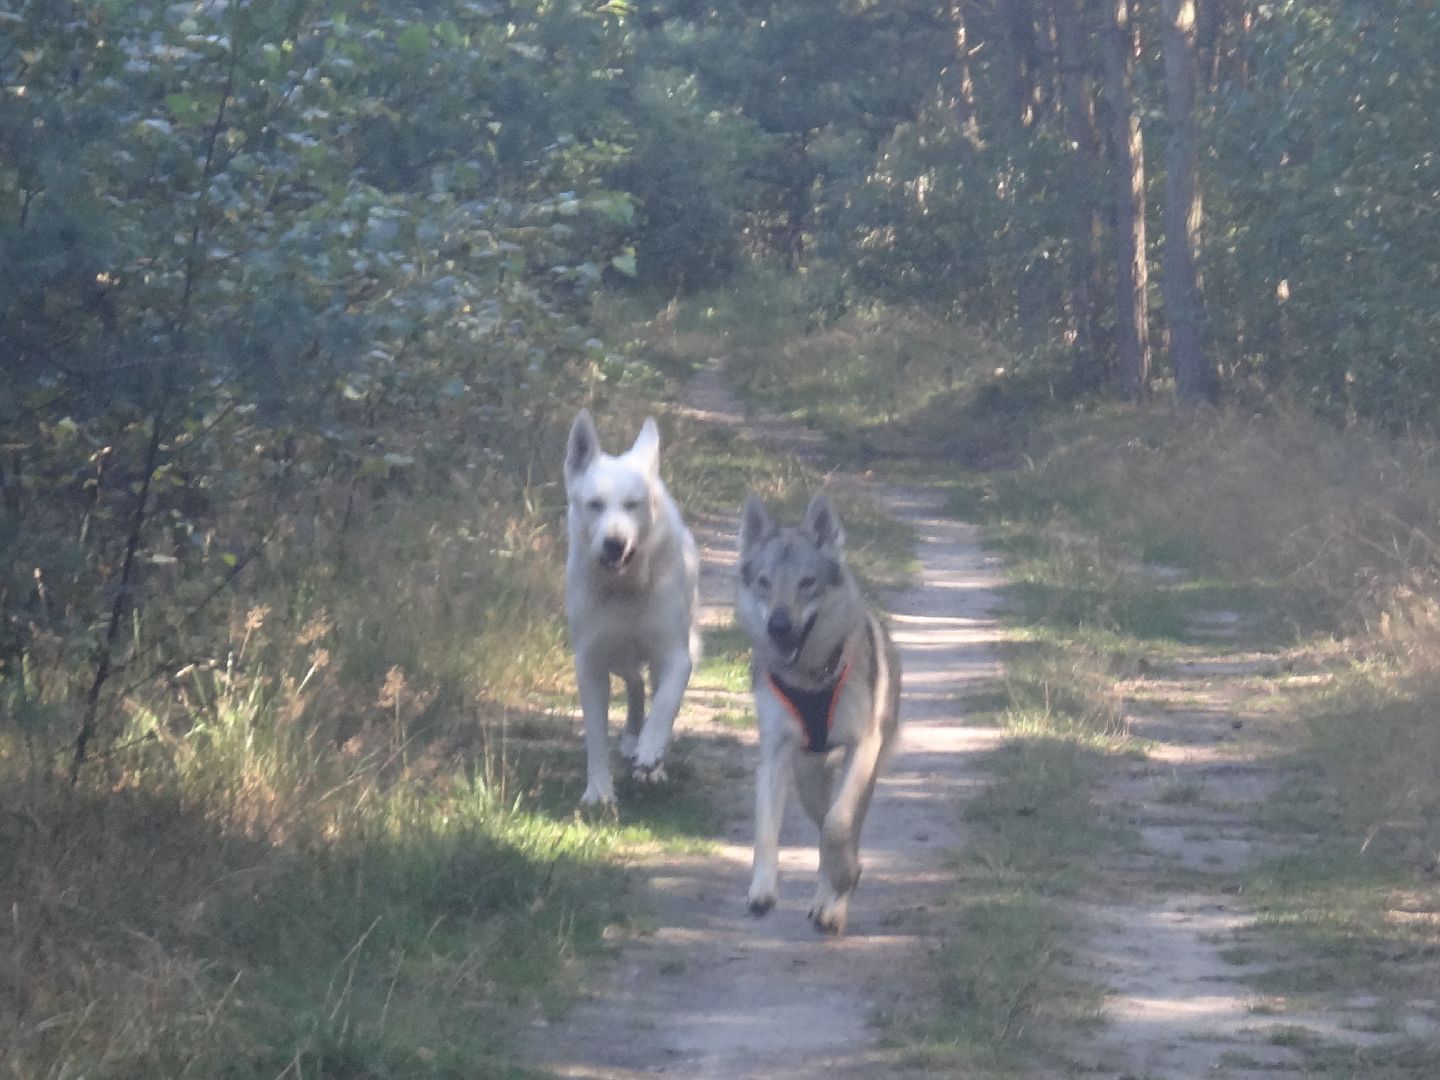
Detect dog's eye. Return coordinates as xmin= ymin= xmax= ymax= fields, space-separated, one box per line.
xmin=798 ymin=576 xmax=817 ymax=591
xmin=756 ymin=574 xmax=771 ymax=591
xmin=622 ymin=498 xmax=641 ymax=511
xmin=586 ymin=498 xmax=605 ymax=512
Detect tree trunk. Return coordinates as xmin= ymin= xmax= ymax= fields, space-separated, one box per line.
xmin=1003 ymin=0 xmax=1039 ymax=129
xmin=1000 ymin=0 xmax=1048 ymax=342
xmin=1101 ymin=0 xmax=1151 ymax=401
xmin=1162 ymin=0 xmax=1216 ymax=406
xmin=1197 ymin=0 xmax=1226 ymax=91
xmin=1053 ymin=0 xmax=1107 ymax=392
xmin=947 ymin=1 xmax=981 ymax=144
xmin=781 ymin=135 xmax=809 ymax=271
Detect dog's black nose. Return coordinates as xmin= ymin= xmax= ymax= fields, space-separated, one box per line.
xmin=766 ymin=608 xmax=793 ymax=642
xmin=601 ymin=536 xmax=626 ymax=564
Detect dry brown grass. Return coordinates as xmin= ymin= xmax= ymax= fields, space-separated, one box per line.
xmin=1004 ymin=404 xmax=1440 ymax=861
xmin=1019 ymin=406 xmax=1440 ymax=629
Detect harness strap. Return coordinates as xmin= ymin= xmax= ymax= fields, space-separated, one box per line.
xmin=766 ymin=661 xmax=852 ymax=753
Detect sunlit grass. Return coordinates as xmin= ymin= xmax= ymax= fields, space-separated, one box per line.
xmin=0 ymin=713 xmax=633 ymax=1079
xmin=694 ymin=624 xmax=752 ymax=694
xmin=895 ymin=705 xmax=1120 ymax=1072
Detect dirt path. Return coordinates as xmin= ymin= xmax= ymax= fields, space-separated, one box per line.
xmin=1067 ymin=645 xmax=1316 ymax=1077
xmin=1066 ymin=629 xmax=1440 ymax=1076
xmin=526 ymin=365 xmax=1007 ymax=1078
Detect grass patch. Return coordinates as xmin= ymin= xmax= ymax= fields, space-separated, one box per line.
xmin=1300 ymin=662 xmax=1440 ymax=860
xmin=895 ymin=726 xmax=1118 ymax=1073
xmin=975 ymin=510 xmax=1279 ymax=649
xmin=1158 ymin=779 xmax=1207 ymax=805
xmin=1241 ymin=847 xmax=1440 ymax=1001
xmin=694 ymin=624 xmax=754 ymax=694
xmin=963 ymin=736 xmax=1125 ymax=891
xmin=713 ymin=300 xmax=1060 ymax=470
xmin=0 ymin=741 xmax=632 ymax=1079
xmin=1283 ymin=1041 xmax=1440 ymax=1077
xmin=891 ymin=581 xmax=1135 ymax=1072
xmin=899 ymin=890 xmax=1097 ymax=1075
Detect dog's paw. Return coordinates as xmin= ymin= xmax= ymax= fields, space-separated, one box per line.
xmin=631 ymin=760 xmax=668 ymax=785
xmin=746 ymin=891 xmax=777 ymax=917
xmin=808 ymin=888 xmax=850 ymax=935
xmin=579 ymin=782 xmax=616 ymax=809
xmin=618 ymin=732 xmax=640 ymax=761
xmin=809 ymin=902 xmax=849 ymax=935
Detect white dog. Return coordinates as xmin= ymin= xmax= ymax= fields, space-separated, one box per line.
xmin=564 ymin=409 xmax=700 ymax=806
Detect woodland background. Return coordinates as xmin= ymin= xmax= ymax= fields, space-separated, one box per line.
xmin=3 ymin=1 xmax=1438 ymax=1076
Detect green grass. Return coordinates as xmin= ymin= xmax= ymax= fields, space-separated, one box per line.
xmin=0 ymin=749 xmax=633 ymax=1079
xmin=717 ymin=303 xmax=1057 ymax=470
xmin=894 ymin=722 xmax=1119 ymax=1073
xmin=1240 ymin=847 xmax=1439 ymax=1000
xmin=0 ymin=629 xmax=742 ymax=1079
xmin=898 ymin=888 xmax=1097 ymax=1076
xmin=883 ymin=466 xmax=1138 ymax=1072
xmin=694 ymin=624 xmax=753 ymax=694
xmin=1158 ymin=779 xmax=1206 ymax=805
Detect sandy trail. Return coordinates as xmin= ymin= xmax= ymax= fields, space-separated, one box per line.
xmin=527 ymin=365 xmax=1006 ymax=1078
xmin=1068 ymin=649 xmax=1440 ymax=1077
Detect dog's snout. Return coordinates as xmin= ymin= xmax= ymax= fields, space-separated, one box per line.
xmin=766 ymin=608 xmax=793 ymax=641
xmin=600 ymin=536 xmax=627 ymax=565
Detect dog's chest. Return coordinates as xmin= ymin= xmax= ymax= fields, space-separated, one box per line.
xmin=570 ymin=586 xmax=676 ymax=662
xmin=756 ymin=672 xmax=872 ymax=749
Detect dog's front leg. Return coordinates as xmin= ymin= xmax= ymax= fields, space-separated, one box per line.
xmin=630 ymin=647 xmax=691 ymax=782
xmin=576 ymin=654 xmax=615 ymax=806
xmin=811 ymin=735 xmax=884 ymax=934
xmin=747 ymin=736 xmax=792 ymax=915
xmin=619 ymin=672 xmax=645 ymax=761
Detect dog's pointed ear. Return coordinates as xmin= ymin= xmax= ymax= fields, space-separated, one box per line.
xmin=565 ymin=409 xmax=601 ymax=485
xmin=740 ymin=493 xmax=776 ymax=554
xmin=630 ymin=417 xmax=660 ymax=475
xmin=802 ymin=492 xmax=845 ymax=551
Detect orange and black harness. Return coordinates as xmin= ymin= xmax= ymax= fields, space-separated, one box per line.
xmin=764 ymin=642 xmax=851 ymax=753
